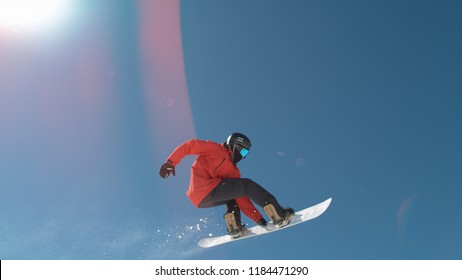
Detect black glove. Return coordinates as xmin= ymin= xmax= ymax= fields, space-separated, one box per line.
xmin=159 ymin=161 xmax=176 ymax=179
xmin=257 ymin=218 xmax=267 ymax=226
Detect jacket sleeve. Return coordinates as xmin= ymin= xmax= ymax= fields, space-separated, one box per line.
xmin=167 ymin=139 xmax=214 ymax=166
xmin=235 ymin=197 xmax=264 ymax=223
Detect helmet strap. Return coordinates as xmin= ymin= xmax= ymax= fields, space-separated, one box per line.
xmin=231 ymin=146 xmax=243 ymax=164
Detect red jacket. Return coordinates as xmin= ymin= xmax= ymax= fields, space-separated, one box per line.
xmin=167 ymin=139 xmax=263 ymax=223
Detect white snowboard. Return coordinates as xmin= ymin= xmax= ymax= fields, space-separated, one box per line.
xmin=198 ymin=197 xmax=332 ymax=248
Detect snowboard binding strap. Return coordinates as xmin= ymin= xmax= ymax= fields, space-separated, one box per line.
xmin=224 ymin=212 xmax=246 ymax=239
xmin=263 ymin=204 xmax=293 ymax=228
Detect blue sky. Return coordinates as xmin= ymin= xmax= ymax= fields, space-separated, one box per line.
xmin=0 ymin=0 xmax=461 ymax=260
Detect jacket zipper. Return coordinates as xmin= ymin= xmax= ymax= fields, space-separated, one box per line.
xmin=213 ymin=158 xmax=226 ymax=174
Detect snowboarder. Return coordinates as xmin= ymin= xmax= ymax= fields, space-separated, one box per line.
xmin=159 ymin=132 xmax=294 ymax=238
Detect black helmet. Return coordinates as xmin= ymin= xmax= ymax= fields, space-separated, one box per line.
xmin=226 ymin=133 xmax=251 ymax=163
xmin=226 ymin=132 xmax=251 ymax=151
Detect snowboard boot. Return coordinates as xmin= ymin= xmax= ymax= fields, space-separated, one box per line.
xmin=263 ymin=204 xmax=295 ymax=228
xmin=224 ymin=212 xmax=246 ymax=239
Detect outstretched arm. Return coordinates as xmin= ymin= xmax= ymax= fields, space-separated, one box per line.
xmin=167 ymin=139 xmax=214 ymax=165
xmin=159 ymin=139 xmax=215 ymax=179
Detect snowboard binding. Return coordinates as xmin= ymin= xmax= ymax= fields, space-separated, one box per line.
xmin=263 ymin=204 xmax=295 ymax=228
xmin=224 ymin=212 xmax=247 ymax=239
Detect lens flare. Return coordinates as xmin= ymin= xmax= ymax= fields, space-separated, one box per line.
xmin=0 ymin=0 xmax=71 ymax=33
xmin=397 ymin=192 xmax=420 ymax=242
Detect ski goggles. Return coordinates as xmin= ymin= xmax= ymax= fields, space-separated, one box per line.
xmin=237 ymin=145 xmax=249 ymax=157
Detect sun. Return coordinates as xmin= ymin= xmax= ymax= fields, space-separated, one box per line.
xmin=0 ymin=0 xmax=71 ymax=33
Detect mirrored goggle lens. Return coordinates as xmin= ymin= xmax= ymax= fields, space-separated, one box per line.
xmin=239 ymin=147 xmax=249 ymax=157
